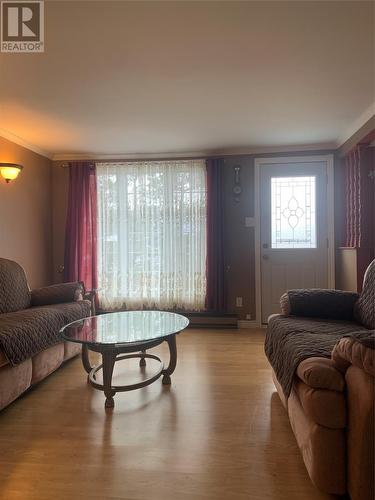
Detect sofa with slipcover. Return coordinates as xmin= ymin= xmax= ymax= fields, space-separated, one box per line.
xmin=0 ymin=257 xmax=92 ymax=410
xmin=265 ymin=259 xmax=374 ymax=500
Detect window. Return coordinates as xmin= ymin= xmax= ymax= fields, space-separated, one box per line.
xmin=97 ymin=160 xmax=207 ymax=311
xmin=271 ymin=176 xmax=316 ymax=249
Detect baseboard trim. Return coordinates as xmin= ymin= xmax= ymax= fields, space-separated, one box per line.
xmin=237 ymin=320 xmax=263 ymax=329
xmin=188 ymin=314 xmax=238 ymax=329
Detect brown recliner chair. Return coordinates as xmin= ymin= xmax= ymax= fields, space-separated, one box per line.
xmin=265 ymin=259 xmax=374 ymax=499
xmin=0 ymin=258 xmax=92 ymax=410
xmin=332 ymin=336 xmax=374 ymax=500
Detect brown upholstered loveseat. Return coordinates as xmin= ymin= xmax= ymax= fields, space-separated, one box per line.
xmin=265 ymin=259 xmax=374 ymax=500
xmin=0 ymin=258 xmax=92 ymax=410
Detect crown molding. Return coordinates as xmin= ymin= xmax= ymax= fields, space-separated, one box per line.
xmin=53 ymin=151 xmax=209 ymax=162
xmin=0 ymin=128 xmax=53 ymax=159
xmin=52 ymin=142 xmax=336 ymax=162
xmin=336 ymin=104 xmax=375 ymax=148
xmin=2 ymin=106 xmax=373 ymax=163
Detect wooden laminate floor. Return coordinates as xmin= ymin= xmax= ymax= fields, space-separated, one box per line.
xmin=0 ymin=330 xmax=339 ymax=500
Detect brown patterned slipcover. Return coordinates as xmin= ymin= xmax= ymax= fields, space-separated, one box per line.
xmin=265 ymin=316 xmax=368 ymax=397
xmin=0 ymin=258 xmax=91 ymax=366
xmin=0 ymin=258 xmax=31 ymax=313
xmin=265 ymin=259 xmax=375 ymax=397
xmin=31 ymin=282 xmax=84 ymax=306
xmin=279 ymin=289 xmax=359 ymax=320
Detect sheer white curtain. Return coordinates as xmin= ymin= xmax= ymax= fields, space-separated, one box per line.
xmin=97 ymin=160 xmax=207 ymax=311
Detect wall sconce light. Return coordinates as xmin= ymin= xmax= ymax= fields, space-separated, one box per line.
xmin=0 ymin=163 xmax=23 ymax=183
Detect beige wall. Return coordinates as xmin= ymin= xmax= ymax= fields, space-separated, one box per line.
xmin=0 ymin=137 xmax=52 ymax=288
xmin=336 ymin=248 xmax=358 ymax=292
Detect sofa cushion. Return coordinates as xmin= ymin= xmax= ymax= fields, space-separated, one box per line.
xmin=297 ymin=357 xmax=345 ymax=392
xmin=64 ymin=341 xmax=81 ymax=361
xmin=265 ymin=315 xmax=368 ymax=397
xmin=31 ymin=343 xmax=64 ymax=385
xmin=294 ymin=379 xmax=346 ymax=429
xmin=0 ymin=258 xmax=31 ymax=313
xmin=0 ymin=359 xmax=32 ymax=410
xmin=0 ymin=307 xmax=66 ymax=366
xmin=280 ymin=289 xmax=359 ymax=321
xmin=31 ymin=282 xmax=85 ymax=307
xmin=39 ymin=300 xmax=91 ymax=325
xmin=0 ymin=301 xmax=91 ymax=366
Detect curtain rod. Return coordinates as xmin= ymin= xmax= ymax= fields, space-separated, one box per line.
xmin=58 ymin=148 xmax=336 ymax=167
xmin=59 ymin=155 xmax=220 ymax=168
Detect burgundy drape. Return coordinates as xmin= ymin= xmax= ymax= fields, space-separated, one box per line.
xmin=345 ymin=146 xmax=361 ymax=248
xmin=205 ymin=158 xmax=226 ymax=312
xmin=64 ymin=162 xmax=98 ymax=292
xmin=344 ymin=129 xmax=375 ymax=249
xmin=343 ymin=129 xmax=375 ymax=290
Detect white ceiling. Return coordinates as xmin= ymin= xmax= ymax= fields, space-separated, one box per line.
xmin=0 ymin=1 xmax=374 ymax=159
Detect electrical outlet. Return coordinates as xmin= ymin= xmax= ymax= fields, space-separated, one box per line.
xmin=235 ymin=297 xmax=243 ymax=307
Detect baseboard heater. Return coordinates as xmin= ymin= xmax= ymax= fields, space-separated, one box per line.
xmin=184 ymin=313 xmax=238 ymax=329
xmin=97 ymin=309 xmax=238 ymax=329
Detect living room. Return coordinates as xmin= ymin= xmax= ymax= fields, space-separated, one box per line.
xmin=0 ymin=1 xmax=374 ymax=499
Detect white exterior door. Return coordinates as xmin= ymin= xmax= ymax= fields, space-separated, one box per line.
xmin=258 ymin=158 xmax=333 ymax=323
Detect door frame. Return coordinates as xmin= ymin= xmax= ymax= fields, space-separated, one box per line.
xmin=254 ymin=154 xmax=335 ymax=326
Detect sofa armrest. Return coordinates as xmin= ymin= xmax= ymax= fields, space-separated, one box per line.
xmin=332 ymin=337 xmax=375 ymax=377
xmin=83 ymin=289 xmax=98 ymax=315
xmin=280 ymin=289 xmax=359 ymax=320
xmin=296 ymin=357 xmax=345 ymax=391
xmin=31 ymin=282 xmax=85 ymax=306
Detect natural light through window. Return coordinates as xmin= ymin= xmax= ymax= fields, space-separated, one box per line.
xmin=271 ymin=176 xmax=316 ymax=249
xmin=96 ymin=160 xmax=207 ymax=311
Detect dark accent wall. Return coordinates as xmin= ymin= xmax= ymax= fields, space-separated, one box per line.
xmin=222 ymin=156 xmax=255 ymax=320
xmin=335 ymin=116 xmax=375 ymax=291
xmin=51 ymin=162 xmax=69 ymax=284
xmin=221 ymin=150 xmax=335 ymax=319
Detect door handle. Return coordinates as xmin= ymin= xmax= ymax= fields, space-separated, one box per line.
xmin=262 ymin=255 xmax=269 ymax=260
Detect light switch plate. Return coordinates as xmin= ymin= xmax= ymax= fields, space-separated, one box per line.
xmin=245 ymin=217 xmax=255 ymax=227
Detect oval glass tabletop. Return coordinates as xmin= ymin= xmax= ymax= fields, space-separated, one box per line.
xmin=60 ymin=310 xmax=189 ymax=346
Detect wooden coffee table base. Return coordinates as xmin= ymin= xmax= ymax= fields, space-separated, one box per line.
xmin=81 ymin=335 xmax=177 ymax=408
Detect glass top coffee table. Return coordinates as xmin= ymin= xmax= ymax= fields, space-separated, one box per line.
xmin=60 ymin=311 xmax=189 ymax=409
